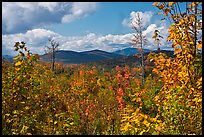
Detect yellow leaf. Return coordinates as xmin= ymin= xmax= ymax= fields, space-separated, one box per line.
xmin=180 ymin=18 xmax=186 ymax=24
xmin=121 ymin=123 xmax=131 ymax=131
xmin=6 ymin=119 xmax=11 ymax=123
xmin=157 ymin=12 xmax=163 ymax=15
xmin=174 ymin=47 xmax=182 ymax=55
xmin=196 ymin=77 xmax=202 ymax=86
xmin=143 ymin=120 xmax=150 ymax=127
xmin=197 ymin=43 xmax=202 ymax=48
xmin=15 ymin=61 xmax=22 ymax=66
xmin=49 ymin=119 xmax=53 ymax=123
xmin=54 ymin=121 xmax=57 ymax=125
xmin=154 ymin=95 xmax=159 ymax=101
xmin=5 ymin=114 xmax=10 ymax=116
xmin=136 ymin=108 xmax=140 ymax=113
xmin=13 ymin=110 xmax=18 ymax=114
xmin=26 ymin=53 xmax=31 ymax=59
xmin=15 ymin=68 xmax=20 ymax=71
xmin=97 ymin=79 xmax=101 ymax=86
xmin=152 ymin=35 xmax=157 ymax=38
xmin=152 ymin=117 xmax=158 ymax=122
xmin=20 ymin=125 xmax=29 ymax=134
xmin=168 ymin=2 xmax=176 ymax=6
xmin=136 ymin=97 xmax=141 ymax=102
xmin=189 ymin=41 xmax=194 ymax=45
xmin=153 ymin=2 xmax=160 ymax=6
xmin=63 ymin=124 xmax=69 ymax=127
xmin=158 ymin=4 xmax=165 ymax=9
xmin=164 ymin=8 xmax=170 ymax=14
xmin=139 ymin=129 xmax=146 ymax=135
xmin=191 ymin=2 xmax=196 ymax=7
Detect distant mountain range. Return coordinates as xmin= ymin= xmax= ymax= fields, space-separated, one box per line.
xmin=2 ymin=55 xmax=13 ymax=62
xmin=40 ymin=49 xmax=123 ymax=64
xmin=2 ymin=48 xmax=174 ymax=65
xmin=113 ymin=48 xmax=151 ymax=56
xmin=89 ymin=50 xmax=175 ymax=68
xmin=40 ymin=48 xmax=153 ymax=64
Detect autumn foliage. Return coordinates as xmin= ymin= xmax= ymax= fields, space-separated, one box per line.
xmin=2 ymin=2 xmax=202 ymax=135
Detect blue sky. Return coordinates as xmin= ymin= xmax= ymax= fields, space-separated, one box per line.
xmin=47 ymin=2 xmax=161 ymax=36
xmin=2 ymin=2 xmax=188 ymax=56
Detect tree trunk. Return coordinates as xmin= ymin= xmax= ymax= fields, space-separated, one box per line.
xmin=194 ymin=3 xmax=197 ymax=57
xmin=140 ymin=33 xmax=145 ymax=85
xmin=141 ymin=52 xmax=144 ymax=85
xmin=52 ymin=49 xmax=55 ymax=72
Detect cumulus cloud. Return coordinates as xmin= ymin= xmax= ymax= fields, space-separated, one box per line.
xmin=59 ymin=33 xmax=134 ymax=52
xmin=37 ymin=2 xmax=59 ymax=12
xmin=2 ymin=29 xmax=59 ymax=55
xmin=2 ymin=28 xmax=134 ymax=56
xmin=2 ymin=2 xmax=98 ymax=34
xmin=2 ymin=25 xmax=172 ymax=56
xmin=143 ymin=22 xmax=171 ymax=50
xmin=122 ymin=11 xmax=154 ymax=28
xmin=62 ymin=2 xmax=98 ymax=23
xmin=122 ymin=11 xmax=171 ymax=50
xmin=2 ymin=8 xmax=172 ymax=56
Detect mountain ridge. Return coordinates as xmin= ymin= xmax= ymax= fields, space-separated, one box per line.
xmin=113 ymin=48 xmax=151 ymax=56
xmin=3 ymin=48 xmax=174 ymax=65
xmin=40 ymin=49 xmax=123 ymax=64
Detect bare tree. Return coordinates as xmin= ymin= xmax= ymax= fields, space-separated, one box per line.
xmin=44 ymin=38 xmax=60 ymax=72
xmin=131 ymin=13 xmax=147 ymax=85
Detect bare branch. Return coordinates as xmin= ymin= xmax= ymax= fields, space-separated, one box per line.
xmin=44 ymin=38 xmax=60 ymax=72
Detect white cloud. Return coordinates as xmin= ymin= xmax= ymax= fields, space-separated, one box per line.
xmin=2 ymin=8 xmax=172 ymax=56
xmin=2 ymin=29 xmax=59 ymax=55
xmin=2 ymin=2 xmax=98 ymax=34
xmin=62 ymin=2 xmax=97 ymax=22
xmin=2 ymin=28 xmax=134 ymax=56
xmin=58 ymin=33 xmax=134 ymax=52
xmin=122 ymin=11 xmax=154 ymax=28
xmin=62 ymin=2 xmax=98 ymax=23
xmin=2 ymin=26 xmax=172 ymax=56
xmin=37 ymin=2 xmax=59 ymax=12
xmin=123 ymin=11 xmax=171 ymax=50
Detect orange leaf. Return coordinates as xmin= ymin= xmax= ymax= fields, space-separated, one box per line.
xmin=191 ymin=2 xmax=196 ymax=7
xmin=164 ymin=8 xmax=170 ymax=14
xmin=26 ymin=53 xmax=31 ymax=59
xmin=157 ymin=12 xmax=163 ymax=15
xmin=153 ymin=2 xmax=160 ymax=6
xmin=15 ymin=61 xmax=22 ymax=66
xmin=158 ymin=4 xmax=165 ymax=10
xmin=174 ymin=47 xmax=182 ymax=55
xmin=197 ymin=43 xmax=202 ymax=49
xmin=152 ymin=35 xmax=157 ymax=38
xmin=132 ymin=40 xmax=138 ymax=42
xmin=168 ymin=2 xmax=176 ymax=7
